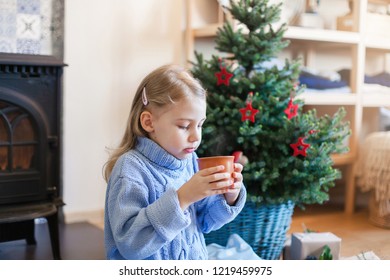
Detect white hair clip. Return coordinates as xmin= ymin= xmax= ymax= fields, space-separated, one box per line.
xmin=142 ymin=87 xmax=149 ymax=106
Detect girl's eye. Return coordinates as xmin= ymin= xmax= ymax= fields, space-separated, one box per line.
xmin=179 ymin=125 xmax=189 ymax=130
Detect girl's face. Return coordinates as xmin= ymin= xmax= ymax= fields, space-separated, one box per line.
xmin=148 ymin=96 xmax=206 ymax=159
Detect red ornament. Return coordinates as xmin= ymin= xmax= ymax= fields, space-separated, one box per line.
xmin=232 ymin=151 xmax=249 ymax=166
xmin=239 ymin=102 xmax=259 ymax=123
xmin=284 ymin=98 xmax=298 ymax=119
xmin=215 ymin=67 xmax=233 ymax=86
xmin=290 ymin=137 xmax=310 ymax=157
xmin=232 ymin=151 xmax=243 ymax=162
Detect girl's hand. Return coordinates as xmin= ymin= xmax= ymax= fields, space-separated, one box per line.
xmin=224 ymin=163 xmax=243 ymax=206
xmin=177 ymin=165 xmax=234 ymax=211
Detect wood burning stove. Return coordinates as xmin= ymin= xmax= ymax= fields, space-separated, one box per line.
xmin=0 ymin=53 xmax=66 ymax=259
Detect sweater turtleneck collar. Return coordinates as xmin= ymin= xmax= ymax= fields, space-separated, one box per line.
xmin=135 ymin=137 xmax=190 ymax=170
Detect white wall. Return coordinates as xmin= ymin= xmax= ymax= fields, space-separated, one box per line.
xmin=63 ymin=0 xmax=184 ymax=222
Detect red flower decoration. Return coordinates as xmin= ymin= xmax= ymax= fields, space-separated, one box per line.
xmin=284 ymin=99 xmax=299 ymax=119
xmin=290 ymin=137 xmax=310 ymax=157
xmin=215 ymin=67 xmax=233 ymax=86
xmin=239 ymin=102 xmax=259 ymax=123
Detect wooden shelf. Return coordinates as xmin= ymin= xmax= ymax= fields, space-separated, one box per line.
xmin=297 ymin=92 xmax=357 ymax=106
xmin=331 ymin=152 xmax=356 ymax=166
xmin=362 ymin=92 xmax=390 ymax=107
xmin=365 ymin=35 xmax=390 ymax=51
xmin=284 ymin=26 xmax=360 ymax=45
xmin=193 ymin=25 xmax=361 ymax=46
xmin=368 ymin=0 xmax=390 ymax=4
xmin=193 ymin=24 xmax=221 ymax=37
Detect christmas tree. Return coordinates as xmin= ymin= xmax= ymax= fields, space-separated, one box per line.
xmin=191 ymin=0 xmax=350 ymax=207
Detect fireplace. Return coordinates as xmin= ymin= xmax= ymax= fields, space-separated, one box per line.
xmin=0 ymin=53 xmax=66 ymax=259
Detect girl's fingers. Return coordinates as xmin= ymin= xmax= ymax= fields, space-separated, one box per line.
xmin=212 ymin=182 xmax=240 ymax=195
xmin=234 ymin=163 xmax=243 ymax=172
xmin=197 ymin=165 xmax=237 ymax=190
xmin=199 ymin=165 xmax=225 ymax=176
xmin=211 ymin=172 xmax=232 ymax=182
xmin=212 ymin=187 xmax=230 ymax=195
xmin=210 ymin=178 xmax=234 ymax=190
xmin=232 ymin=172 xmax=242 ymax=180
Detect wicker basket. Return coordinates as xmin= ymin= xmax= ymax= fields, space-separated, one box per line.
xmin=204 ymin=200 xmax=295 ymax=259
xmin=369 ymin=193 xmax=390 ymax=229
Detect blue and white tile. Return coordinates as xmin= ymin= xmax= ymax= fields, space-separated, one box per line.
xmin=0 ymin=0 xmax=17 ymax=12
xmin=0 ymin=38 xmax=16 ymax=53
xmin=16 ymin=38 xmax=40 ymax=54
xmin=17 ymin=0 xmax=40 ymax=15
xmin=0 ymin=0 xmax=63 ymax=57
xmin=39 ymin=0 xmax=52 ymax=54
xmin=0 ymin=11 xmax=17 ymax=38
xmin=16 ymin=13 xmax=41 ymax=40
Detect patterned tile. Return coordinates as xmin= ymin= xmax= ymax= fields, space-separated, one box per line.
xmin=40 ymin=0 xmax=51 ymax=39
xmin=16 ymin=13 xmax=41 ymax=40
xmin=0 ymin=0 xmax=17 ymax=12
xmin=16 ymin=38 xmax=40 ymax=54
xmin=0 ymin=11 xmax=17 ymax=37
xmin=39 ymin=0 xmax=52 ymax=54
xmin=0 ymin=38 xmax=16 ymax=52
xmin=0 ymin=0 xmax=63 ymax=57
xmin=17 ymin=0 xmax=40 ymax=15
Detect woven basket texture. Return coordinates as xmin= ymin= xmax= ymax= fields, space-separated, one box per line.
xmin=204 ymin=200 xmax=295 ymax=259
xmin=369 ymin=193 xmax=390 ymax=229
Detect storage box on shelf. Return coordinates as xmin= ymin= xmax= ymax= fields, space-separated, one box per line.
xmin=339 ymin=12 xmax=390 ymax=36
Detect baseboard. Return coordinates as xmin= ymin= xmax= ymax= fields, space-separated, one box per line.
xmin=64 ymin=209 xmax=104 ymax=226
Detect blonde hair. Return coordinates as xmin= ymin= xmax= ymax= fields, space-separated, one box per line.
xmin=103 ymin=64 xmax=206 ymax=182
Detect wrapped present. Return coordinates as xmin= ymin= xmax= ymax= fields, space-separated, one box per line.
xmin=283 ymin=234 xmax=292 ymax=260
xmin=290 ymin=232 xmax=341 ymax=260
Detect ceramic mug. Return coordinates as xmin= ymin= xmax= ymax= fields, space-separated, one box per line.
xmin=197 ymin=156 xmax=235 ymax=186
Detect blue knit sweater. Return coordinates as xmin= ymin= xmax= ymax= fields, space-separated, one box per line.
xmin=104 ymin=137 xmax=247 ymax=260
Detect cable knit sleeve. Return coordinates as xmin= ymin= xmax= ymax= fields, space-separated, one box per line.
xmin=105 ymin=167 xmax=191 ymax=260
xmin=195 ymin=185 xmax=247 ymax=233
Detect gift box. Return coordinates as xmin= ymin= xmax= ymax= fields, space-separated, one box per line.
xmin=283 ymin=234 xmax=291 ymax=260
xmin=290 ymin=232 xmax=341 ymax=260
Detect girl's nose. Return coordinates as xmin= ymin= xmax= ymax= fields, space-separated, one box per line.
xmin=189 ymin=128 xmax=201 ymax=142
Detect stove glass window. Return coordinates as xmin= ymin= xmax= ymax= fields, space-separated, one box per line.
xmin=0 ymin=101 xmax=37 ymax=173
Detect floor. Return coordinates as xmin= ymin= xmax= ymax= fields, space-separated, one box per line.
xmin=0 ymin=221 xmax=105 ymax=260
xmin=93 ymin=203 xmax=390 ymax=260
xmin=1 ymin=204 xmax=389 ymax=260
xmin=289 ymin=204 xmax=390 ymax=260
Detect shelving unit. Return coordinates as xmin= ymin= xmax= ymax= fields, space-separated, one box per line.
xmin=184 ymin=0 xmax=390 ymax=214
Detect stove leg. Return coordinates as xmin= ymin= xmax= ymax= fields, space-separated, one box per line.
xmin=46 ymin=211 xmax=61 ymax=260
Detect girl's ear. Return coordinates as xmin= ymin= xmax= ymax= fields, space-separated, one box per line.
xmin=140 ymin=111 xmax=154 ymax=133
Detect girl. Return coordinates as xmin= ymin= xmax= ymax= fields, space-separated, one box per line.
xmin=103 ymin=64 xmax=246 ymax=260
